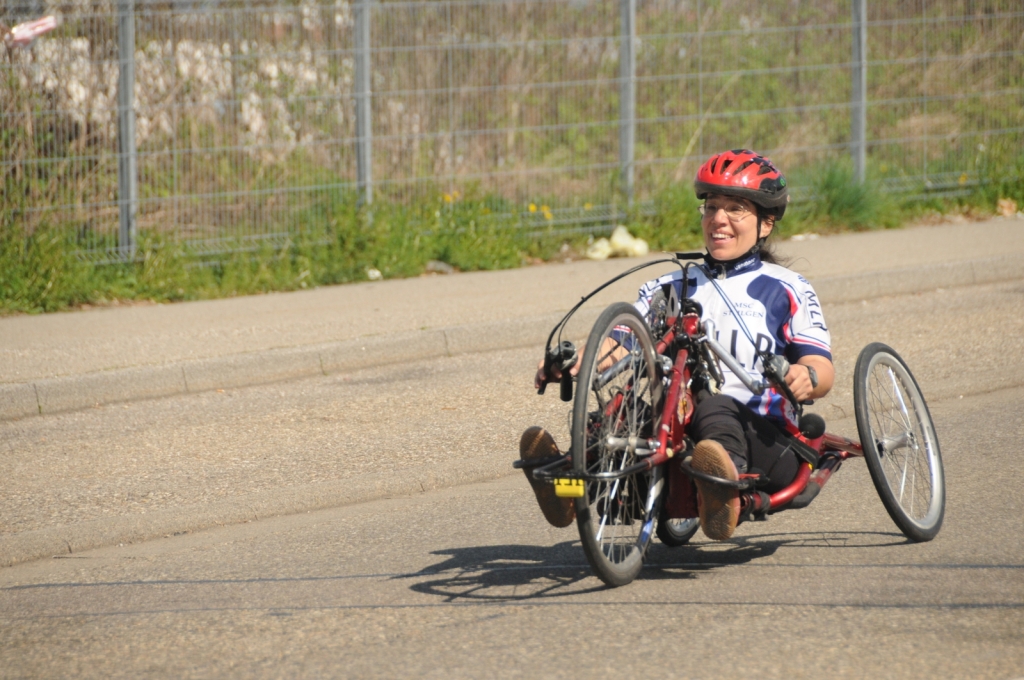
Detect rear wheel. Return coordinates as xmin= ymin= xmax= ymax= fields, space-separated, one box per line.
xmin=656 ymin=516 xmax=699 ymax=547
xmin=853 ymin=343 xmax=944 ymax=542
xmin=572 ymin=303 xmax=664 ymax=587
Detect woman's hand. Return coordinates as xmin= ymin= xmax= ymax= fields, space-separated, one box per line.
xmin=784 ymin=356 xmax=835 ymax=402
xmin=534 ymin=341 xmax=598 ymax=390
xmin=534 ymin=354 xmax=583 ymax=390
xmin=534 ymin=336 xmax=630 ymax=390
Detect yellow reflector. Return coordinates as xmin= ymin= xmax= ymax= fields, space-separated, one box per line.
xmin=553 ymin=478 xmax=585 ymax=498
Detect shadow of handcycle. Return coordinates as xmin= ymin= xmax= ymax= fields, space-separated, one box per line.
xmin=398 ymin=530 xmax=907 ymax=602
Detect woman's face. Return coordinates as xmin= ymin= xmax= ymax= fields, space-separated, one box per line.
xmin=700 ymin=194 xmax=773 ymax=261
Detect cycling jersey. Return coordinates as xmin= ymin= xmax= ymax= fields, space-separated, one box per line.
xmin=634 ymin=251 xmax=831 ymax=433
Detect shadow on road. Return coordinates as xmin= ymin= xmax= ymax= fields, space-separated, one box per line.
xmin=396 ymin=541 xmax=597 ymax=602
xmin=402 ymin=530 xmax=908 ymax=602
xmin=643 ymin=529 xmax=909 ymax=576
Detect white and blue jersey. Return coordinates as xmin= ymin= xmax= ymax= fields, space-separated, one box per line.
xmin=634 ymin=252 xmax=831 ymax=433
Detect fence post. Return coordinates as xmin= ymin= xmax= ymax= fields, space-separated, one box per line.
xmin=619 ymin=0 xmax=636 ymax=206
xmin=354 ymin=0 xmax=373 ymax=207
xmin=116 ymin=0 xmax=138 ymax=258
xmin=851 ymin=0 xmax=867 ymax=184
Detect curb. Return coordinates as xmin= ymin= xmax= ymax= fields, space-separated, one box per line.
xmin=2 ymin=254 xmax=1022 ymax=423
xmin=0 ymin=309 xmax=598 ymax=421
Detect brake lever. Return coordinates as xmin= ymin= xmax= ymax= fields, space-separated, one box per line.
xmin=537 ymin=341 xmax=578 ymax=402
xmin=537 ymin=351 xmax=553 ymax=396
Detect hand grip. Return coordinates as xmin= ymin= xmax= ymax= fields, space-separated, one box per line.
xmin=559 ymin=370 xmax=573 ymax=402
xmin=555 ymin=341 xmax=577 ymax=402
xmin=762 ymin=354 xmax=790 ymax=383
xmin=761 ymin=352 xmax=802 ymax=415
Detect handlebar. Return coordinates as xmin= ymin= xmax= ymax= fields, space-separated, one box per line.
xmin=701 ymin=320 xmax=804 ymax=414
xmin=701 ymin=321 xmax=771 ymax=395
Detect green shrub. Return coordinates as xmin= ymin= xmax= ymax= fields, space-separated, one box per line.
xmin=784 ymin=160 xmax=900 ymax=234
xmin=972 ymin=146 xmax=1024 ymax=209
xmin=0 ymin=219 xmax=93 ymax=313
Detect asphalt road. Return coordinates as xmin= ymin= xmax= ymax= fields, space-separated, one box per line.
xmin=1 ymin=385 xmax=1023 ymax=678
xmin=2 ymin=279 xmax=1024 ymax=677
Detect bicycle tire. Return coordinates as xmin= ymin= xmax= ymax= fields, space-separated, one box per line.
xmin=656 ymin=516 xmax=699 ymax=547
xmin=853 ymin=342 xmax=945 ymax=542
xmin=572 ymin=302 xmax=664 ymax=587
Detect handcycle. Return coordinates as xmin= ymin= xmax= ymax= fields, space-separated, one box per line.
xmin=515 ymin=252 xmax=945 ymax=587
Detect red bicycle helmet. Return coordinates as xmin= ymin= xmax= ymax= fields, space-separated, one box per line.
xmin=694 ymin=149 xmax=789 ymax=219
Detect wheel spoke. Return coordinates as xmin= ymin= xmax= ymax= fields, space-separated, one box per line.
xmin=595 ymin=477 xmax=620 ymax=543
xmin=895 ymin=446 xmax=910 ymax=508
xmin=887 ymin=367 xmax=914 ymax=432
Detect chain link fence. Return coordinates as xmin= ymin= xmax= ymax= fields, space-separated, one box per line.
xmin=3 ymin=0 xmax=1023 ymax=263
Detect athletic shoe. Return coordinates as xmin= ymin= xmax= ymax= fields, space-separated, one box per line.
xmin=519 ymin=426 xmax=575 ymax=528
xmin=691 ymin=439 xmax=741 ymax=540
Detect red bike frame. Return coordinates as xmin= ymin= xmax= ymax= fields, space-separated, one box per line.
xmin=648 ymin=312 xmax=865 ymax=519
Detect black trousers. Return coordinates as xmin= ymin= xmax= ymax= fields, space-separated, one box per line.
xmin=688 ymin=393 xmax=803 ymax=494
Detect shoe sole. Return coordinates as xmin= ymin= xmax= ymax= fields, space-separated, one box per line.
xmin=691 ymin=440 xmax=740 ymax=541
xmin=520 ymin=426 xmax=576 ymax=528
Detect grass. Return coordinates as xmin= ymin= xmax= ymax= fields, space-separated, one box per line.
xmin=0 ymin=184 xmax=568 ymax=313
xmin=3 ymin=157 xmax=1020 ymax=315
xmin=783 ymin=163 xmax=902 ymax=233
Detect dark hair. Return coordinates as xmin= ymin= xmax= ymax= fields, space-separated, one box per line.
xmin=756 ymin=211 xmax=788 ymax=267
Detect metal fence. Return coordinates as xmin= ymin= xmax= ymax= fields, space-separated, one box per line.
xmin=3 ymin=0 xmax=1023 ymax=262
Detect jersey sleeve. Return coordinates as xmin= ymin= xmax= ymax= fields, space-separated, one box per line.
xmin=781 ymin=275 xmax=832 ymax=362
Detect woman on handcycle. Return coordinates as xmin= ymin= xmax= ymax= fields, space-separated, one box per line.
xmin=523 ymin=149 xmax=835 ymax=541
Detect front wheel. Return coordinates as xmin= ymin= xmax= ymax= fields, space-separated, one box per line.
xmin=572 ymin=302 xmax=664 ymax=587
xmin=853 ymin=343 xmax=945 ymax=542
